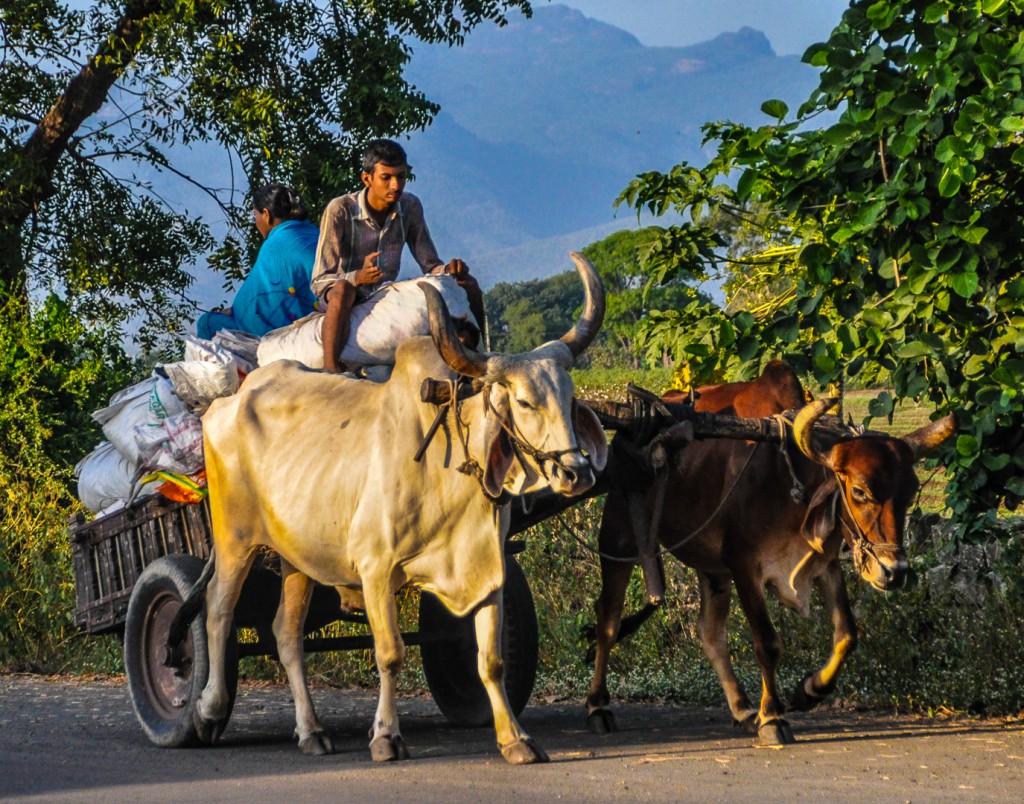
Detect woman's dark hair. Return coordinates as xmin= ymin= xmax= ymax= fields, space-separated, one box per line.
xmin=361 ymin=139 xmax=408 ymax=174
xmin=252 ymin=184 xmax=308 ymax=221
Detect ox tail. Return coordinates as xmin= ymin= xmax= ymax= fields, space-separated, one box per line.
xmin=166 ymin=550 xmax=216 ymax=651
xmin=583 ymin=602 xmax=661 ymax=664
xmin=615 ymin=603 xmax=661 ymax=645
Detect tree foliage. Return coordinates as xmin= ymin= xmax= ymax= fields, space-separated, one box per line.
xmin=0 ymin=294 xmax=136 ymax=670
xmin=0 ymin=0 xmax=531 ymax=347
xmin=617 ymin=0 xmax=1024 ymax=528
xmin=486 ymin=270 xmax=583 ymax=353
xmin=581 ymin=227 xmax=706 ymax=368
xmin=485 ymin=228 xmax=705 ymax=366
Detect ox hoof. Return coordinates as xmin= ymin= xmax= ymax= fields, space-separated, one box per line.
xmin=587 ymin=708 xmax=618 ymax=735
xmin=298 ymin=730 xmax=335 ymax=756
xmin=193 ymin=709 xmax=228 ymax=745
xmin=788 ymin=673 xmax=828 ymax=712
xmin=732 ymin=713 xmax=758 ymax=734
xmin=757 ymin=719 xmax=795 ymax=746
xmin=499 ymin=737 xmax=550 ymax=765
xmin=369 ymin=734 xmax=410 ymax=762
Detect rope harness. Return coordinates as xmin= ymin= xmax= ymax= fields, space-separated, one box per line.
xmin=832 ymin=470 xmax=901 ymax=577
xmin=554 ymin=439 xmax=763 ymax=563
xmin=431 ymin=377 xmax=589 ymax=501
xmin=421 ymin=376 xmax=898 ymax=593
xmin=558 ymin=411 xmax=798 ymax=567
xmin=485 ymin=393 xmax=589 ymax=482
xmin=556 ymin=406 xmax=898 ymax=601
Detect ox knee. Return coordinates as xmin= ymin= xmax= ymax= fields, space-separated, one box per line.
xmin=478 ymin=650 xmax=505 ymax=683
xmin=375 ymin=638 xmax=406 ymax=675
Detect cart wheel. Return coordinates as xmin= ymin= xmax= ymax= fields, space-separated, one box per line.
xmin=124 ymin=555 xmax=238 ymax=747
xmin=419 ymin=557 xmax=538 ymax=727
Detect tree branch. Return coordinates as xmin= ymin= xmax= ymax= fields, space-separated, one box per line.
xmin=1 ymin=2 xmax=168 ymax=292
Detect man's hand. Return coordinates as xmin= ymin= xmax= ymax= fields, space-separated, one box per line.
xmin=444 ymin=258 xmax=468 ymax=278
xmin=354 ymin=251 xmax=383 ymax=286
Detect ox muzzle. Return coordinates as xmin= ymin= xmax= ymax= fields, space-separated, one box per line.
xmin=545 ymin=450 xmax=596 ymax=497
xmin=854 ymin=540 xmax=908 ymax=592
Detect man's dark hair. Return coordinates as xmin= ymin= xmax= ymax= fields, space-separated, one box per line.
xmin=252 ymin=183 xmax=308 ymax=221
xmin=361 ymin=139 xmax=408 ymax=174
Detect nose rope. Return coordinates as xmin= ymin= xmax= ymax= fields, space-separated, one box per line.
xmin=833 ymin=474 xmax=901 ymax=579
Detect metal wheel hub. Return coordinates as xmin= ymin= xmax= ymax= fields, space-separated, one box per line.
xmin=141 ymin=591 xmax=195 ymax=718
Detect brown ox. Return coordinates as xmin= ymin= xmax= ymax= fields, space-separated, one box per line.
xmin=584 ymin=360 xmax=956 ymax=744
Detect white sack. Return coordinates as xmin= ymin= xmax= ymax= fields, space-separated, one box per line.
xmin=75 ymin=442 xmax=156 ymax=514
xmin=134 ymin=411 xmax=205 ymax=475
xmin=182 ymin=333 xmax=239 ymax=366
xmin=93 ymin=377 xmax=187 ymax=464
xmin=160 ymin=359 xmax=239 ymax=415
xmin=257 ymin=275 xmax=475 ymax=369
xmin=255 ymin=312 xmax=325 ymax=369
xmin=212 ymin=329 xmax=260 ymax=371
xmin=160 ymin=334 xmax=245 ymax=414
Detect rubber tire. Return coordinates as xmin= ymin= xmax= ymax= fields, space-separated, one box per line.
xmin=124 ymin=555 xmax=238 ymax=747
xmin=419 ymin=557 xmax=538 ymax=727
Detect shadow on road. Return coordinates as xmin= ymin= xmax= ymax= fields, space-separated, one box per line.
xmin=2 ymin=675 xmax=1022 ymax=801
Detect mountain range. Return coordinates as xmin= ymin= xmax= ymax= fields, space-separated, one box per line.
xmin=399 ymin=4 xmax=822 ymax=287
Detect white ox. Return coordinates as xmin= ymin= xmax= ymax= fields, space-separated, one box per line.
xmin=195 ymin=253 xmax=607 ymax=765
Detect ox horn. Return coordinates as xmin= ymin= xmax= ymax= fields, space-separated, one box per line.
xmin=558 ymin=252 xmax=606 ymax=359
xmin=792 ymin=398 xmax=839 ymax=467
xmin=901 ymin=413 xmax=957 ymax=462
xmin=421 ymin=282 xmax=488 ymax=378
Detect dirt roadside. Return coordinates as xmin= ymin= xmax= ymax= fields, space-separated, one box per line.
xmin=1 ymin=674 xmax=1022 ymax=802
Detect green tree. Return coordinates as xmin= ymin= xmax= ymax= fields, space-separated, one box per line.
xmin=617 ymin=0 xmax=1024 ymax=527
xmin=486 ymin=229 xmax=708 ymax=367
xmin=582 ymin=227 xmax=706 ymax=368
xmin=486 ymin=270 xmax=584 ymax=352
xmin=0 ymin=294 xmax=137 ymax=670
xmin=1 ymin=0 xmax=531 ymax=346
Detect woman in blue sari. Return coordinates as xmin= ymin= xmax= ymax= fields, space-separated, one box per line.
xmin=197 ymin=184 xmax=320 ymax=338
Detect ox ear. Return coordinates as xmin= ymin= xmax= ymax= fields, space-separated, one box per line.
xmin=483 ymin=428 xmax=515 ymax=499
xmin=575 ymin=401 xmax=608 ymax=472
xmin=482 ymin=390 xmax=516 ymax=499
xmin=800 ymin=477 xmax=839 ymax=554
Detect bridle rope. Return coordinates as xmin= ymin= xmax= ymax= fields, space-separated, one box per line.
xmin=484 ymin=393 xmax=588 ymax=480
xmin=831 ymin=470 xmax=900 ymax=575
xmin=442 ymin=377 xmax=590 ymax=497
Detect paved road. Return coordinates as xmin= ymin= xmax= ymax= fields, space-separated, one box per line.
xmin=1 ymin=675 xmax=1022 ymax=802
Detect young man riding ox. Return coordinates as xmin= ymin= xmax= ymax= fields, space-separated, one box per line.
xmin=311 ymin=139 xmax=485 ymax=372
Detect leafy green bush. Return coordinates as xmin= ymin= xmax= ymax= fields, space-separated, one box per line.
xmin=0 ymin=297 xmax=136 ymax=673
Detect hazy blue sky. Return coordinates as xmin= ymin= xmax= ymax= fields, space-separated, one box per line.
xmin=555 ymin=1 xmax=852 ymax=56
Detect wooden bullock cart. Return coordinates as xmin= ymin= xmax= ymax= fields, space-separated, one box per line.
xmin=70 ymin=382 xmax=795 ymax=748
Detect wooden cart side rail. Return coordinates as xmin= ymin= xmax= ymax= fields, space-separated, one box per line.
xmin=70 ymin=497 xmax=214 ymax=635
xmin=71 ymin=493 xmax=525 ymax=636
